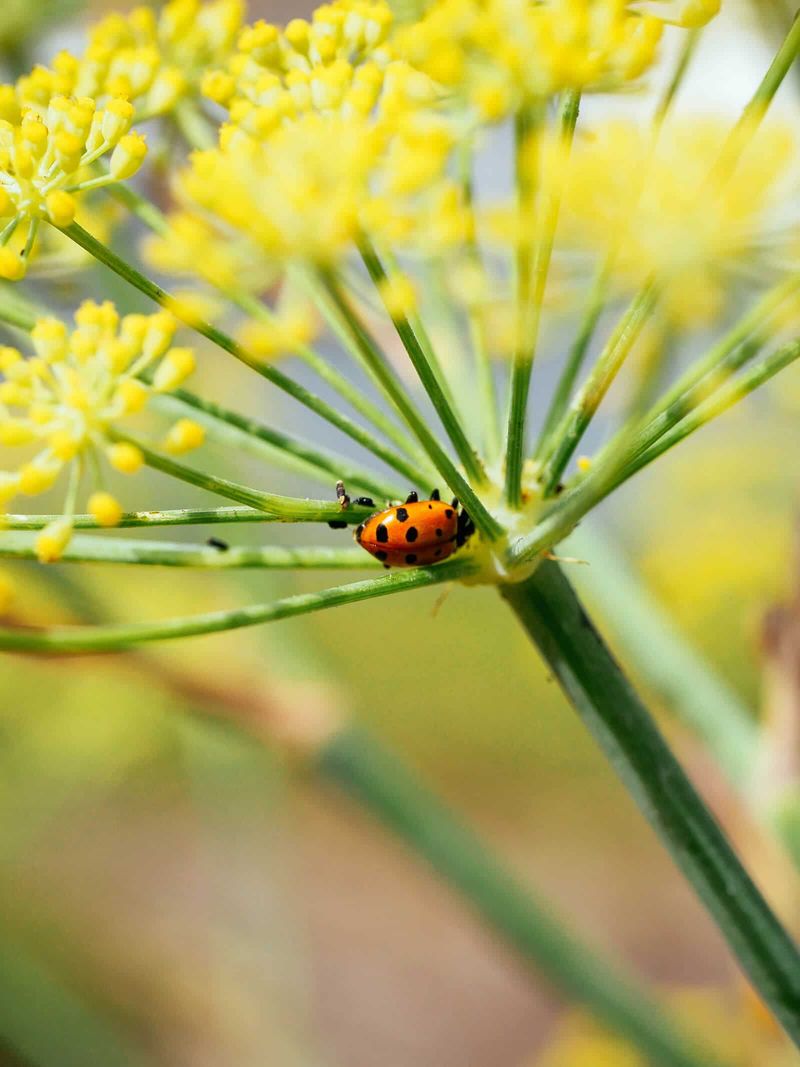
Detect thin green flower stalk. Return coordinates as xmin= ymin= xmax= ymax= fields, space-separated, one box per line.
xmin=2 ymin=0 xmax=800 ymax=1054
xmin=107 ymin=180 xmax=429 ymax=471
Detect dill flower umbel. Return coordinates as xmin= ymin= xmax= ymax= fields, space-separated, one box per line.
xmin=51 ymin=0 xmax=245 ymax=117
xmin=203 ymin=0 xmax=397 ymax=124
xmin=393 ymin=0 xmax=716 ymax=122
xmin=0 ymin=301 xmax=201 ymax=561
xmin=557 ymin=119 xmax=796 ymax=325
xmin=0 ymin=91 xmax=145 ymax=279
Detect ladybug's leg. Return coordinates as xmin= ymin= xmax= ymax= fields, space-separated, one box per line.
xmin=329 ymin=480 xmax=351 ymax=529
xmin=451 ymin=497 xmax=459 ymax=508
xmin=405 ymin=490 xmax=419 ymax=503
xmin=456 ymin=509 xmax=475 ymax=546
xmin=430 ymin=488 xmax=440 ymax=500
xmin=543 ymin=551 xmax=588 ymax=566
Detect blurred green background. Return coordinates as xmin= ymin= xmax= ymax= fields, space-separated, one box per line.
xmin=0 ymin=2 xmax=799 ymax=1066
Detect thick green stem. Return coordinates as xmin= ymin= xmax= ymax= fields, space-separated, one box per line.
xmin=62 ymin=222 xmax=433 ymax=488
xmin=502 ymin=563 xmax=800 ymax=1045
xmin=318 ymin=272 xmax=504 ymax=541
xmin=0 ymin=561 xmax=475 ymax=653
xmin=318 ymin=725 xmax=728 ymax=1067
xmin=359 ymin=240 xmax=488 ymax=485
xmin=567 ymin=526 xmax=756 ymax=786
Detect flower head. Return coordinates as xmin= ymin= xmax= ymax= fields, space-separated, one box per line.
xmin=0 ymin=301 xmax=201 ymax=560
xmin=203 ymin=1 xmax=402 ymax=125
xmin=0 ymin=90 xmax=146 ymax=278
xmin=392 ymin=0 xmax=705 ymax=121
xmin=556 ymin=119 xmax=796 ymax=325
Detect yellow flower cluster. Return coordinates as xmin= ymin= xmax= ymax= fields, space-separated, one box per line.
xmin=393 ymin=0 xmax=717 ymax=121
xmin=0 ymin=301 xmax=203 ymax=562
xmin=12 ymin=0 xmax=245 ymax=120
xmin=203 ymin=0 xmax=400 ymax=129
xmin=557 ymin=119 xmax=795 ymax=325
xmin=0 ymin=92 xmax=146 ymax=279
xmin=179 ymin=109 xmax=468 ymax=266
xmin=141 ymin=210 xmax=276 ymax=295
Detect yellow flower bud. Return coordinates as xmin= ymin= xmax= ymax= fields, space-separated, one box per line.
xmin=107 ymin=442 xmax=144 ymax=474
xmin=31 ymin=319 xmax=68 ymax=362
xmin=46 ymin=190 xmax=77 ymax=229
xmin=88 ymin=491 xmax=123 ymax=528
xmin=202 ymin=70 xmax=236 ymax=106
xmin=101 ymin=98 xmax=135 ymax=142
xmin=148 ymin=69 xmax=186 ymax=114
xmin=577 ymin=455 xmax=592 ymax=472
xmin=35 ymin=517 xmax=73 ymax=563
xmin=153 ymin=347 xmax=196 ymax=391
xmin=109 ymin=132 xmax=148 ymax=180
xmin=142 ymin=312 xmax=176 ymax=360
xmin=114 ymin=378 xmax=149 ymax=414
xmin=379 ymin=273 xmax=418 ymax=318
xmin=163 ymin=418 xmax=205 ymax=454
xmin=0 ymin=249 xmax=26 ymax=282
xmin=19 ymin=460 xmax=60 ymax=495
xmin=0 ymin=420 xmax=35 ymax=446
xmin=49 ymin=429 xmax=82 ymax=461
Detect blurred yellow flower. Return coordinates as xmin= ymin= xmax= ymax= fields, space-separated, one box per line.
xmin=558 ymin=119 xmax=796 ymax=326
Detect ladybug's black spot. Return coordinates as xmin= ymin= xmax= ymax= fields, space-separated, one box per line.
xmin=405 ymin=554 xmax=418 ymax=565
xmin=434 ymin=548 xmax=442 ymax=557
xmin=376 ymin=523 xmax=389 ymax=543
xmin=405 ymin=526 xmax=418 ymax=543
xmin=428 ymin=504 xmax=433 ymax=509
xmin=435 ymin=528 xmax=443 ymax=537
xmin=375 ymin=550 xmax=388 ymax=561
xmin=395 ymin=507 xmax=409 ymax=523
xmin=445 ymin=508 xmax=454 ymax=519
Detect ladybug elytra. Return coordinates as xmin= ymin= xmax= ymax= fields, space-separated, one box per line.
xmin=331 ymin=484 xmax=475 ymax=568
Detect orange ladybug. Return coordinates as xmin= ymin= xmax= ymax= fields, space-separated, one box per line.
xmin=331 ymin=484 xmax=474 ymax=569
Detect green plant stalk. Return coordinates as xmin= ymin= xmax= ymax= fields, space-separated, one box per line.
xmin=318 ymin=725 xmax=728 ymax=1067
xmin=505 ymin=92 xmax=580 ymax=508
xmin=533 ymin=263 xmax=609 ymax=461
xmin=611 ymin=334 xmax=765 ymax=470
xmin=359 ymin=239 xmax=488 ymax=486
xmin=712 ymin=10 xmax=800 ymax=184
xmin=62 ymin=222 xmax=433 ymax=488
xmin=653 ymin=29 xmax=701 ymax=128
xmin=0 ymin=935 xmax=149 ymax=1067
xmin=2 ymin=506 xmax=277 ymax=530
xmin=502 ymin=562 xmax=800 ymax=1044
xmin=539 ymin=280 xmax=657 ymax=495
xmin=458 ymin=138 xmax=501 ymax=459
xmin=566 ymin=525 xmax=755 ymax=786
xmin=506 ymin=338 xmax=800 ymax=569
xmin=0 ymin=533 xmax=378 ymax=569
xmin=109 ymin=431 xmax=378 ymax=523
xmin=173 ymin=98 xmax=216 ymax=149
xmin=318 ymin=272 xmax=504 ymax=541
xmin=152 ymin=390 xmax=401 ymax=502
xmin=0 ymin=560 xmax=476 ymax=653
xmin=641 ymin=276 xmax=800 ymax=428
xmin=619 ymin=339 xmax=800 ymax=483
xmin=230 ymin=287 xmax=426 ymax=470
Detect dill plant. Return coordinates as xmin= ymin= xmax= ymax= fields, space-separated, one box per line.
xmin=0 ymin=0 xmax=799 ymax=1061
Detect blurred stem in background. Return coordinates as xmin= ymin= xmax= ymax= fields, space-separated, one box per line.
xmin=7 ymin=567 xmax=726 ymax=1067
